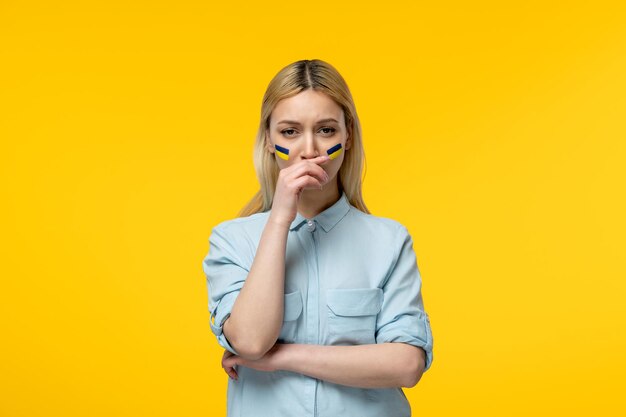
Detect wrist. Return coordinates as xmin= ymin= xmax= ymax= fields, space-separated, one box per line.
xmin=267 ymin=214 xmax=293 ymax=230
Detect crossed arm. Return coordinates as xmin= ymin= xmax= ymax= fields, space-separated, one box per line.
xmin=210 ymin=221 xmax=428 ymax=389
xmin=221 ymin=341 xmax=426 ymax=389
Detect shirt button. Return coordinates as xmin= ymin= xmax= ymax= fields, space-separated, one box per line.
xmin=306 ymin=220 xmax=316 ymax=232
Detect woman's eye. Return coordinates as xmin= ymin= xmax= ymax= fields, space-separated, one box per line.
xmin=281 ymin=127 xmax=335 ymax=137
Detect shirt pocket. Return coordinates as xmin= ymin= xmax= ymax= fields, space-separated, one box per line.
xmin=278 ymin=290 xmax=303 ymax=344
xmin=326 ymin=288 xmax=383 ymax=345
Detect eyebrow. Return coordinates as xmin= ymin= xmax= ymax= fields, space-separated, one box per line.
xmin=277 ymin=118 xmax=340 ymax=125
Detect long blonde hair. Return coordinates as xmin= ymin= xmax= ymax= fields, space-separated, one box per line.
xmin=238 ymin=59 xmax=370 ymax=217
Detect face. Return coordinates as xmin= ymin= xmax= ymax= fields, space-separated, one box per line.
xmin=265 ymin=89 xmax=351 ymax=179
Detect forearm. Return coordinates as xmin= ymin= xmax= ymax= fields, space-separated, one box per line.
xmin=279 ymin=342 xmax=424 ymax=389
xmin=225 ymin=217 xmax=289 ymax=359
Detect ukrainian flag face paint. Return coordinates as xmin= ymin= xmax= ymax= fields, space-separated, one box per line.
xmin=274 ymin=144 xmax=290 ymax=160
xmin=274 ymin=142 xmax=343 ymax=161
xmin=326 ymin=143 xmax=343 ymax=160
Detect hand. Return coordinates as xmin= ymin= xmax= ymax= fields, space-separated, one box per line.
xmin=221 ymin=349 xmax=239 ymax=380
xmin=269 ymin=155 xmax=331 ymax=227
xmin=221 ymin=343 xmax=289 ymax=380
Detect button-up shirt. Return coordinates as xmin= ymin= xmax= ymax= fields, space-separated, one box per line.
xmin=203 ymin=191 xmax=434 ymax=417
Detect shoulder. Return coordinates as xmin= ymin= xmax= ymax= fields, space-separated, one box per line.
xmin=207 ymin=212 xmax=270 ymax=265
xmin=342 ymin=208 xmax=414 ymax=259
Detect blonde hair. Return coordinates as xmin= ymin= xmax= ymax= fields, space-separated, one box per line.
xmin=238 ymin=59 xmax=370 ymax=217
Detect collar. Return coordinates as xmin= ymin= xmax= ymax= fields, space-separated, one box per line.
xmin=289 ymin=191 xmax=351 ymax=233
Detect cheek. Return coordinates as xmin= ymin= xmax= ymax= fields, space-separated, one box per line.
xmin=275 ymin=161 xmax=286 ymax=171
xmin=274 ymin=156 xmax=293 ymax=170
xmin=325 ymin=142 xmax=344 ymax=160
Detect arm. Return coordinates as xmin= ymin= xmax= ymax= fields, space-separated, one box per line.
xmin=281 ymin=342 xmax=426 ymax=388
xmin=375 ymin=225 xmax=434 ymax=373
xmin=204 ymin=218 xmax=290 ymax=361
xmin=206 ymin=158 xmax=330 ymax=361
xmin=223 ymin=342 xmax=426 ymax=389
xmin=222 ymin=218 xmax=290 ymax=360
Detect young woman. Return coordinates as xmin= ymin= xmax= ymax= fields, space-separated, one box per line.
xmin=203 ymin=59 xmax=434 ymax=417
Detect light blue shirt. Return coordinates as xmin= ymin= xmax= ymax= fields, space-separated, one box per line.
xmin=203 ymin=191 xmax=434 ymax=417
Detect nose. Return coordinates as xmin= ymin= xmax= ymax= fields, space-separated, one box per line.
xmin=299 ymin=131 xmax=320 ymax=160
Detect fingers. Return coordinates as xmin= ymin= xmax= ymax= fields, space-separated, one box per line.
xmin=284 ymin=157 xmax=330 ymax=187
xmin=292 ymin=174 xmax=325 ymax=193
xmin=271 ymin=153 xmax=332 ymax=220
xmin=223 ymin=364 xmax=239 ymax=380
xmin=313 ymin=154 xmax=331 ymax=164
xmin=222 ymin=350 xmax=239 ymax=381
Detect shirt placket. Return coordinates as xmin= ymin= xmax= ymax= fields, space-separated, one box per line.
xmin=298 ymin=218 xmax=321 ymax=417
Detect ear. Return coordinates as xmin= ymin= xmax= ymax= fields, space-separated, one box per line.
xmin=344 ymin=114 xmax=353 ymax=151
xmin=265 ymin=129 xmax=275 ymax=154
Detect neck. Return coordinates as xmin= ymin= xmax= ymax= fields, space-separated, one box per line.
xmin=297 ymin=179 xmax=341 ymax=219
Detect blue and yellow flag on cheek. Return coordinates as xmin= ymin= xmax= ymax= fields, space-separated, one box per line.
xmin=275 ymin=144 xmax=290 ymax=160
xmin=327 ymin=143 xmax=343 ymax=160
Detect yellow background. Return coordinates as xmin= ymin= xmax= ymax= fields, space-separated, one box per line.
xmin=2 ymin=1 xmax=625 ymax=415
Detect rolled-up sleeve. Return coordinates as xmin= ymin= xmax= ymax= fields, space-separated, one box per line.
xmin=375 ymin=226 xmax=434 ymax=372
xmin=203 ymin=223 xmax=249 ymax=355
